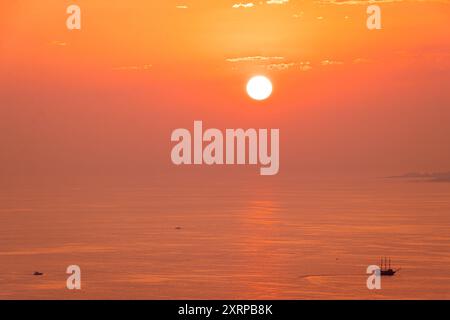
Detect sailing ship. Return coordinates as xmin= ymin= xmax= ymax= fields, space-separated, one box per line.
xmin=380 ymin=257 xmax=399 ymax=276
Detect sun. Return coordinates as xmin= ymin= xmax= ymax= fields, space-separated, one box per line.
xmin=246 ymin=76 xmax=273 ymax=101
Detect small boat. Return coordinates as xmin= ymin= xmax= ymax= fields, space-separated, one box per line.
xmin=380 ymin=257 xmax=399 ymax=276
xmin=33 ymin=271 xmax=44 ymax=276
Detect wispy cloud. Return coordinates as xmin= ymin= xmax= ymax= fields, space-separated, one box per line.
xmin=232 ymin=3 xmax=255 ymax=8
xmin=267 ymin=62 xmax=295 ymax=71
xmin=226 ymin=56 xmax=285 ymax=62
xmin=227 ymin=57 xmax=312 ymax=72
xmin=50 ymin=40 xmax=67 ymax=47
xmin=298 ymin=62 xmax=313 ymax=71
xmin=175 ymin=5 xmax=188 ymax=9
xmin=321 ymin=59 xmax=344 ymax=66
xmin=387 ymin=171 xmax=450 ymax=183
xmin=233 ymin=0 xmax=290 ymax=9
xmin=227 ymin=56 xmax=360 ymax=71
xmin=266 ymin=0 xmax=290 ymax=4
xmin=267 ymin=61 xmax=312 ymax=71
xmin=353 ymin=57 xmax=373 ymax=64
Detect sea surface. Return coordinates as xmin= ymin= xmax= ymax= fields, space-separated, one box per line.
xmin=1 ymin=177 xmax=449 ymax=299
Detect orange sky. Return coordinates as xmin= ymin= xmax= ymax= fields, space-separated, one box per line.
xmin=1 ymin=0 xmax=449 ymax=181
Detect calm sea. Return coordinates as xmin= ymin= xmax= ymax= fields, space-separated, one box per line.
xmin=1 ymin=177 xmax=449 ymax=299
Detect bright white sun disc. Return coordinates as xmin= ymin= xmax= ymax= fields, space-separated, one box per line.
xmin=246 ymin=76 xmax=272 ymax=101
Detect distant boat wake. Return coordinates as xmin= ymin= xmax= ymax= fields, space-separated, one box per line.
xmin=298 ymin=273 xmax=365 ymax=279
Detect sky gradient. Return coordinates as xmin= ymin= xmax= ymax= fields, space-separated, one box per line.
xmin=1 ymin=0 xmax=449 ymax=181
